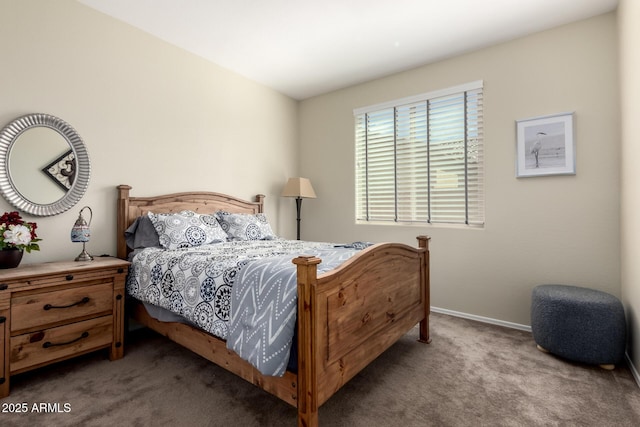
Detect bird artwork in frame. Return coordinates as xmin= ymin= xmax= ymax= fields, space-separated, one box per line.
xmin=515 ymin=112 xmax=575 ymax=177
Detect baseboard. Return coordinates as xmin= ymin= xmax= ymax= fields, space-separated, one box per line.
xmin=431 ymin=306 xmax=532 ymax=332
xmin=625 ymin=352 xmax=640 ymax=388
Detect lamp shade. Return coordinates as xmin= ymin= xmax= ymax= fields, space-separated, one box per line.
xmin=71 ymin=207 xmax=91 ymax=243
xmin=281 ymin=177 xmax=316 ymax=199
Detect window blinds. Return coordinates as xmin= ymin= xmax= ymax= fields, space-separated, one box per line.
xmin=355 ymin=81 xmax=484 ymax=226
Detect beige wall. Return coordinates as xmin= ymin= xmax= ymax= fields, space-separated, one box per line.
xmin=299 ymin=13 xmax=620 ymax=327
xmin=619 ymin=0 xmax=640 ymax=374
xmin=0 ymin=0 xmax=300 ymax=264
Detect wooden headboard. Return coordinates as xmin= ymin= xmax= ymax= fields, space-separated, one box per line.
xmin=116 ymin=185 xmax=265 ymax=260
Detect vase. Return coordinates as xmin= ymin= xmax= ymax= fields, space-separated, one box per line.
xmin=0 ymin=248 xmax=24 ymax=269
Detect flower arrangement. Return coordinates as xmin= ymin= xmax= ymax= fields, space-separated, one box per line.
xmin=0 ymin=211 xmax=41 ymax=252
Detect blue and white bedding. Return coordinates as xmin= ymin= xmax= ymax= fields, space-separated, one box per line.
xmin=126 ymin=239 xmax=370 ymax=376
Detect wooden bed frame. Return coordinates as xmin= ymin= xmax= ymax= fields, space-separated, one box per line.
xmin=116 ymin=184 xmax=430 ymax=427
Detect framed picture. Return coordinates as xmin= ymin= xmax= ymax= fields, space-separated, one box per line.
xmin=516 ymin=112 xmax=575 ymax=178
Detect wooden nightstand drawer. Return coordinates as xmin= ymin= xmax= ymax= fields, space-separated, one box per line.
xmin=10 ymin=315 xmax=113 ymax=374
xmin=11 ymin=282 xmax=113 ymax=333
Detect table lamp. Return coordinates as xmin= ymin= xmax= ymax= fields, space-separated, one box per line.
xmin=71 ymin=206 xmax=93 ymax=261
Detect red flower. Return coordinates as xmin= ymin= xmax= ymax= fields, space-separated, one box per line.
xmin=27 ymin=222 xmax=38 ymax=240
xmin=0 ymin=211 xmax=24 ymax=226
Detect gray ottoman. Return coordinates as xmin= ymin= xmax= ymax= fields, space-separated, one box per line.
xmin=531 ymin=284 xmax=626 ymax=369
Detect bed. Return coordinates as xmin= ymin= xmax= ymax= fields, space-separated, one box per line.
xmin=116 ymin=184 xmax=430 ymax=426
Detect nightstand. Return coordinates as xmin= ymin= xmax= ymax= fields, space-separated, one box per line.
xmin=0 ymin=257 xmax=130 ymax=398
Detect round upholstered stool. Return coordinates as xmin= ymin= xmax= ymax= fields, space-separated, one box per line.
xmin=531 ymin=284 xmax=626 ymax=369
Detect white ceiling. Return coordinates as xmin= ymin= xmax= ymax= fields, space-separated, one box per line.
xmin=79 ymin=0 xmax=618 ymax=100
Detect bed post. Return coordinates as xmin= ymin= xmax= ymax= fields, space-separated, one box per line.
xmin=117 ymin=185 xmax=132 ymax=260
xmin=255 ymin=194 xmax=265 ymax=213
xmin=293 ymin=255 xmax=322 ymax=427
xmin=417 ymin=235 xmax=431 ymax=344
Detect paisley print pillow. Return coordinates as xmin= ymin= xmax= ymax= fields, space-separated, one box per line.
xmin=215 ymin=212 xmax=277 ymax=241
xmin=148 ymin=210 xmax=227 ymax=249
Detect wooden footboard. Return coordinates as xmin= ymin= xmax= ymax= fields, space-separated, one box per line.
xmin=116 ymin=185 xmax=429 ymax=427
xmin=294 ymin=238 xmax=429 ymax=426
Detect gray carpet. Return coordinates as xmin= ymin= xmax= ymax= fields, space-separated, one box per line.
xmin=2 ymin=312 xmax=639 ymax=426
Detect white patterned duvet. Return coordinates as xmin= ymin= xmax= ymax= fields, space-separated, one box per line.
xmin=126 ymin=239 xmax=368 ymax=374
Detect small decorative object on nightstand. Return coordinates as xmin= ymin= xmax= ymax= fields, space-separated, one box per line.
xmin=0 ymin=211 xmax=41 ymax=269
xmin=0 ymin=257 xmax=130 ymax=398
xmin=281 ymin=177 xmax=316 ymax=240
xmin=0 ymin=248 xmax=23 ymax=269
xmin=71 ymin=206 xmax=93 ymax=261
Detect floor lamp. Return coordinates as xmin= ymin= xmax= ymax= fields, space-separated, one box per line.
xmin=281 ymin=177 xmax=316 ymax=240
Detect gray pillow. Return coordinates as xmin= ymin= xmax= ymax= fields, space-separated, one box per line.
xmin=148 ymin=210 xmax=228 ymax=250
xmin=124 ymin=215 xmax=160 ymax=249
xmin=216 ymin=211 xmax=277 ymax=241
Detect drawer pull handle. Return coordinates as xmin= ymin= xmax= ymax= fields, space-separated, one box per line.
xmin=43 ymin=331 xmax=89 ymax=348
xmin=66 ymin=274 xmax=74 ymax=281
xmin=0 ymin=284 xmax=7 ymax=291
xmin=43 ymin=296 xmax=90 ymax=311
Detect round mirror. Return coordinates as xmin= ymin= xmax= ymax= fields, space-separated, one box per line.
xmin=0 ymin=114 xmax=90 ymax=216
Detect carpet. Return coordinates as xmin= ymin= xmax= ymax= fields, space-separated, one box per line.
xmin=2 ymin=312 xmax=639 ymax=426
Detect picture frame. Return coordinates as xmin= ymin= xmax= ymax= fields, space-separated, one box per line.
xmin=515 ymin=112 xmax=575 ymax=178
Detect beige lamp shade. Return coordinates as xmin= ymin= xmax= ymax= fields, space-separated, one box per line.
xmin=281 ymin=177 xmax=317 ymax=199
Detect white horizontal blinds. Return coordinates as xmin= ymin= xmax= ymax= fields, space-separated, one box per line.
xmin=396 ymin=102 xmax=428 ymax=222
xmin=360 ymin=108 xmax=396 ymax=221
xmin=428 ymin=93 xmax=467 ymax=224
xmin=355 ymin=81 xmax=484 ymax=226
xmin=355 ymin=114 xmax=368 ymax=221
xmin=465 ymin=88 xmax=484 ymax=226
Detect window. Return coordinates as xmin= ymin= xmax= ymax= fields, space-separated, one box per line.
xmin=354 ymin=81 xmax=484 ymax=226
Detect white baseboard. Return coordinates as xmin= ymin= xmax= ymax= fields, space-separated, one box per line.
xmin=431 ymin=306 xmax=640 ymax=389
xmin=625 ymin=352 xmax=640 ymax=388
xmin=431 ymin=306 xmax=532 ymax=332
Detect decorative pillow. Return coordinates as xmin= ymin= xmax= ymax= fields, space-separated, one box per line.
xmin=216 ymin=211 xmax=277 ymax=241
xmin=124 ymin=215 xmax=160 ymax=249
xmin=148 ymin=210 xmax=228 ymax=250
